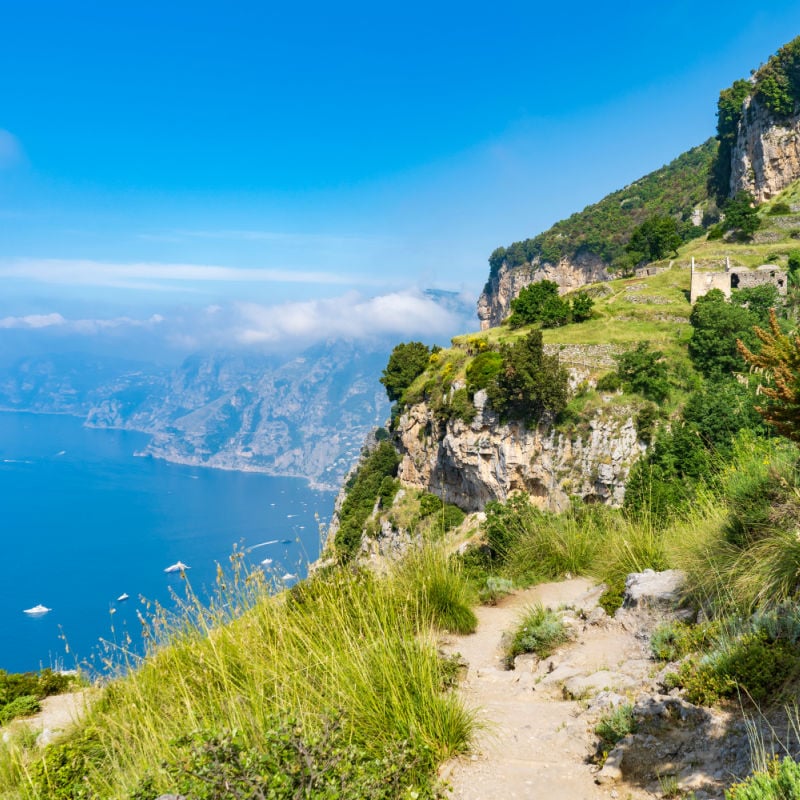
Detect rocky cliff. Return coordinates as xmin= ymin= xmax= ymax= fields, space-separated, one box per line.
xmin=394 ymin=389 xmax=644 ymax=512
xmin=477 ymin=253 xmax=609 ymax=330
xmin=730 ymin=95 xmax=800 ymax=202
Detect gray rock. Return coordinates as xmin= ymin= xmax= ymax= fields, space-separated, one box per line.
xmin=622 ymin=569 xmax=685 ymax=610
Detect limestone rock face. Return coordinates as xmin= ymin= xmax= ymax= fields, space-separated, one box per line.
xmin=622 ymin=569 xmax=686 ymax=611
xmin=395 ymin=392 xmax=644 ymax=512
xmin=731 ymin=95 xmax=800 ymax=202
xmin=477 ymin=254 xmax=609 ymax=330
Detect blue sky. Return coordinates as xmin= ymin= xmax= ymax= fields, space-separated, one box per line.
xmin=2 ymin=2 xmax=800 ymax=355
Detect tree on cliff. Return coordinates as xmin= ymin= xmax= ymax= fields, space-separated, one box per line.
xmin=486 ymin=331 xmax=569 ymax=424
xmin=738 ymin=309 xmax=800 ymax=442
xmin=380 ymin=342 xmax=431 ymax=403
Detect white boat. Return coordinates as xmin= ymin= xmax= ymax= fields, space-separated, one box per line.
xmin=164 ymin=561 xmax=191 ymax=573
xmin=260 ymin=558 xmax=273 ymax=566
xmin=23 ymin=604 xmax=52 ymax=617
xmin=281 ymin=573 xmax=297 ymax=581
xmin=117 ymin=593 xmax=130 ymax=602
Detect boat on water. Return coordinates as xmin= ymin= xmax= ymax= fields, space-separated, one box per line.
xmin=164 ymin=561 xmax=191 ymax=573
xmin=260 ymin=558 xmax=273 ymax=566
xmin=23 ymin=604 xmax=52 ymax=617
xmin=117 ymin=593 xmax=130 ymax=602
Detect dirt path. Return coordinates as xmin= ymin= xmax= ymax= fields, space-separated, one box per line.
xmin=440 ymin=579 xmax=657 ymax=800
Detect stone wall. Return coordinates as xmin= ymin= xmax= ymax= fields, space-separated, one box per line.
xmin=690 ymin=265 xmax=788 ymax=303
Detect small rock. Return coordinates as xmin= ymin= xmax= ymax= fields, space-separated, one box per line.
xmin=586 ymin=606 xmax=607 ymax=626
xmin=596 ymin=745 xmax=624 ymax=784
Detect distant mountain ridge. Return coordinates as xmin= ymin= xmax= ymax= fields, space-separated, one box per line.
xmin=0 ymin=343 xmax=390 ymax=490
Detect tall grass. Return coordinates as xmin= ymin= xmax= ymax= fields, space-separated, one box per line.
xmin=0 ymin=548 xmax=475 ymax=799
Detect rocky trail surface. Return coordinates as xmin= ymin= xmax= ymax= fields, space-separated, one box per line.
xmin=439 ymin=573 xmax=751 ymax=800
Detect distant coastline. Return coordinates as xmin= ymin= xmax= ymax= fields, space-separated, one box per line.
xmin=0 ymin=408 xmax=340 ymax=492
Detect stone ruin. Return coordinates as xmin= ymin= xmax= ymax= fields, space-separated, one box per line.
xmin=689 ymin=256 xmax=788 ymax=303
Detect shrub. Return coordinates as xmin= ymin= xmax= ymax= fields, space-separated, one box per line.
xmin=615 ymin=342 xmax=670 ymax=403
xmin=465 ymin=350 xmax=503 ymax=394
xmin=626 ymin=214 xmax=682 ymax=264
xmin=0 ymin=695 xmax=40 ymax=725
xmin=503 ymin=604 xmax=570 ymax=669
xmin=634 ymin=403 xmax=659 ymax=444
xmin=672 ymin=630 xmax=799 ymax=706
xmin=689 ymin=289 xmax=759 ymax=377
xmin=769 ymin=201 xmax=792 ymax=215
xmin=507 ymin=280 xmax=569 ymax=328
xmin=485 ymin=331 xmax=570 ymax=425
xmin=157 ymin=721 xmax=437 ymax=800
xmin=595 ymin=704 xmax=636 ymax=749
xmin=335 ymin=442 xmax=401 ymax=559
xmin=478 ymin=576 xmax=514 ymax=605
xmin=595 ymin=372 xmax=621 ymax=392
xmin=29 ymin=728 xmax=106 ymax=800
xmin=726 ymin=756 xmax=800 ymax=799
xmin=650 ymin=620 xmax=721 ymax=662
xmin=380 ymin=342 xmax=431 ymax=404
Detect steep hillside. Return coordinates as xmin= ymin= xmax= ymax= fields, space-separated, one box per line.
xmin=371 ymin=185 xmax=798 ymax=523
xmin=478 ymin=141 xmax=716 ymax=328
xmin=480 ymin=35 xmax=800 ymax=330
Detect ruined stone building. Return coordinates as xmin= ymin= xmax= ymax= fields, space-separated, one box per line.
xmin=689 ymin=257 xmax=788 ymax=303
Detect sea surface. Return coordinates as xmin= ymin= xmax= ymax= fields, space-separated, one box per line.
xmin=0 ymin=412 xmax=336 ymax=674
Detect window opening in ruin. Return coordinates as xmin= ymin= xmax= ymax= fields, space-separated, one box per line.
xmin=730 ymin=273 xmax=740 ymax=289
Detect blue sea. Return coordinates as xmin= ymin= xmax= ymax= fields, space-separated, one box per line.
xmin=0 ymin=412 xmax=336 ymax=674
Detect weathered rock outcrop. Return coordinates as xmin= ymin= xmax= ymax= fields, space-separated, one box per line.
xmin=730 ymin=95 xmax=800 ymax=202
xmin=395 ymin=390 xmax=644 ymax=512
xmin=477 ymin=253 xmax=610 ymax=330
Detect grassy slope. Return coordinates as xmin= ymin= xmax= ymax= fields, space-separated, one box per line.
xmin=0 ymin=551 xmax=475 ymax=798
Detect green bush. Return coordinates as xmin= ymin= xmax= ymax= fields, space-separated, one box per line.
xmin=0 ymin=695 xmax=40 ymax=725
xmin=769 ymin=201 xmax=792 ymax=215
xmin=595 ymin=372 xmax=621 ymax=392
xmin=625 ymin=214 xmax=682 ymax=265
xmin=156 ymin=721 xmax=437 ymax=800
xmin=335 ymin=442 xmax=401 ymax=560
xmin=727 ymin=756 xmax=800 ymax=799
xmin=504 ymin=604 xmax=570 ymax=669
xmin=598 ymin=581 xmax=625 ymax=616
xmin=595 ymin=704 xmax=636 ymax=749
xmin=615 ymin=342 xmax=670 ymax=403
xmin=485 ymin=331 xmax=570 ymax=425
xmin=650 ymin=620 xmax=721 ymax=662
xmin=29 ymin=728 xmax=106 ymax=800
xmin=380 ymin=342 xmax=431 ymax=404
xmin=507 ymin=280 xmax=569 ymax=328
xmin=465 ymin=350 xmax=503 ymax=394
xmin=672 ymin=630 xmax=798 ymax=705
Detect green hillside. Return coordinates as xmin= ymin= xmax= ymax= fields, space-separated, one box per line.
xmin=486 ymin=139 xmax=717 ymax=283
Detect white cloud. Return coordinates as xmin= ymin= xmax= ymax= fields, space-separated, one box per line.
xmin=0 ymin=312 xmax=163 ymax=333
xmin=0 ymin=292 xmax=471 ymax=353
xmin=233 ymin=289 xmax=463 ymax=347
xmin=0 ymin=313 xmax=66 ymax=329
xmin=0 ymin=130 xmax=24 ymax=169
xmin=0 ymin=258 xmax=371 ymax=290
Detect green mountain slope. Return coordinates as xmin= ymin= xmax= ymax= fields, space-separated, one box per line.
xmin=486 ymin=139 xmax=717 ymax=284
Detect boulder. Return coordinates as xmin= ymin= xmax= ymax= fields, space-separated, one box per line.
xmin=621 ymin=569 xmax=685 ymax=611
